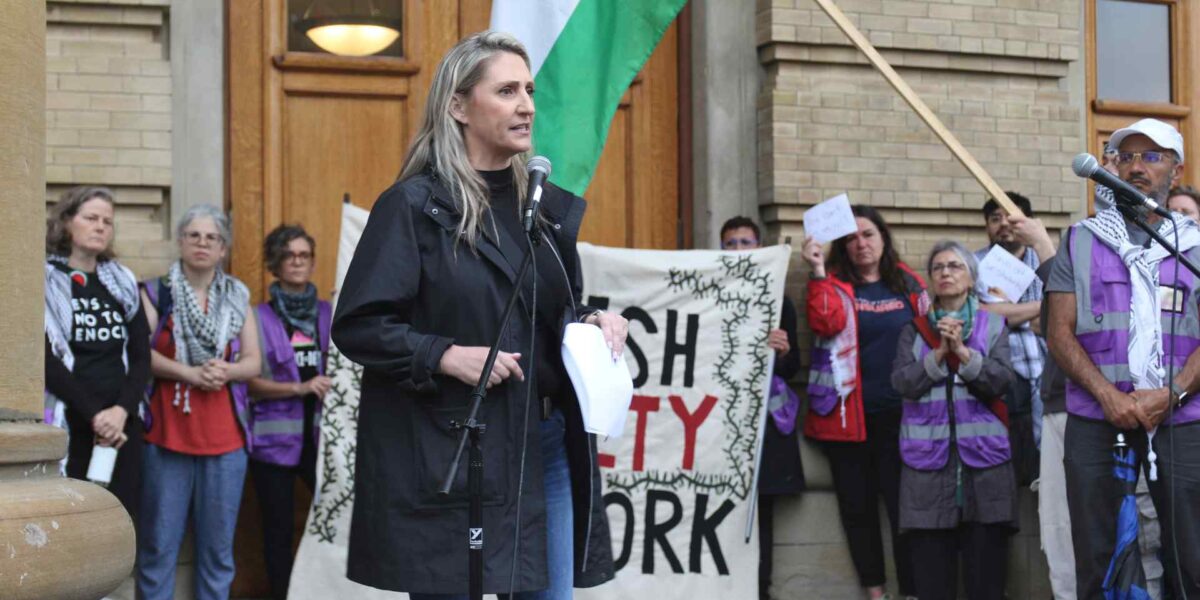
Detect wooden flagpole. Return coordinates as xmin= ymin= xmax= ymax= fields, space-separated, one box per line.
xmin=811 ymin=0 xmax=1024 ymax=217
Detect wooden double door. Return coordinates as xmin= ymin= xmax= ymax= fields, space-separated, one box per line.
xmin=226 ymin=1 xmax=686 ymax=595
xmin=229 ymin=0 xmax=685 ymax=304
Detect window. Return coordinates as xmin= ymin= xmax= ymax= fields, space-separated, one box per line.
xmin=1095 ymin=0 xmax=1172 ymax=103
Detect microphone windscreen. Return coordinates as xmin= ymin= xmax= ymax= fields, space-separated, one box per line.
xmin=1072 ymin=153 xmax=1099 ymax=178
xmin=527 ymin=155 xmax=552 ymax=178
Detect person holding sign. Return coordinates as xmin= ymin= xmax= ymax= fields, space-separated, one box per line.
xmin=719 ymin=216 xmax=804 ymax=600
xmin=973 ymin=192 xmax=1046 ymax=486
xmin=802 ymin=205 xmax=927 ymax=600
xmin=331 ymin=31 xmax=623 ymax=599
xmin=891 ymin=240 xmax=1017 ymax=600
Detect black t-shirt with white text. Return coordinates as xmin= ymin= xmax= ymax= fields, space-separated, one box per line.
xmin=55 ymin=262 xmax=127 ymax=406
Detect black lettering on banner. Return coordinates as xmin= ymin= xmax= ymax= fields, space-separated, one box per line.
xmin=689 ymin=493 xmax=735 ymax=575
xmin=621 ymin=307 xmax=657 ymax=389
xmin=584 ymin=295 xmax=611 ymax=312
xmin=661 ymin=310 xmax=699 ymax=387
xmin=643 ymin=490 xmax=684 ymax=574
xmin=604 ymin=491 xmax=635 ymax=571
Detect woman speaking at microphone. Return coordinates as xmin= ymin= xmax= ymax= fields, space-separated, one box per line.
xmin=332 ymin=31 xmax=626 ymax=599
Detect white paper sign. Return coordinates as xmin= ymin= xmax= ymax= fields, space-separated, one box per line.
xmin=977 ymin=246 xmax=1036 ymax=303
xmin=802 ymin=193 xmax=858 ymax=243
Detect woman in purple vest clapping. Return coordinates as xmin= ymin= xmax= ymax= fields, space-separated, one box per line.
xmin=890 ymin=240 xmax=1017 ymax=600
xmin=246 ymin=224 xmax=333 ymax=600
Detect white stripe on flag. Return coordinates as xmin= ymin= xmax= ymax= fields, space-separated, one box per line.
xmin=490 ymin=0 xmax=581 ymax=75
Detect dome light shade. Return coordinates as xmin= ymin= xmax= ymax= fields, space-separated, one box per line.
xmin=298 ymin=14 xmax=401 ymax=57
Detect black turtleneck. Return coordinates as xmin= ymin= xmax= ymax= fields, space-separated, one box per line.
xmin=479 ymin=168 xmax=572 ymax=403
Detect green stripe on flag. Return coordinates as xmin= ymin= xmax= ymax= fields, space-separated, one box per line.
xmin=532 ymin=0 xmax=687 ymax=195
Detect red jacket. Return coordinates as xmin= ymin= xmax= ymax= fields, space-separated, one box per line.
xmin=802 ymin=264 xmax=927 ymax=443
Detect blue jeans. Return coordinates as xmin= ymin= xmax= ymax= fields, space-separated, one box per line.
xmin=136 ymin=443 xmax=248 ymax=600
xmin=412 ymin=409 xmax=574 ymax=600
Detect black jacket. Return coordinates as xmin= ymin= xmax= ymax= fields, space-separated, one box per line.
xmin=332 ymin=171 xmax=615 ymax=594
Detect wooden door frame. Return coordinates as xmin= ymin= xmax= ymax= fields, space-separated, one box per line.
xmin=677 ymin=1 xmax=694 ymax=249
xmin=1085 ymin=0 xmax=1198 ymax=209
xmin=227 ymin=0 xmax=424 ymax=301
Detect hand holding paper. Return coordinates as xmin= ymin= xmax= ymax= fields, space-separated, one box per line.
xmin=561 ymin=323 xmax=634 ymax=438
xmin=977 ymin=246 xmax=1036 ymax=303
xmin=803 ymin=193 xmax=858 ymax=244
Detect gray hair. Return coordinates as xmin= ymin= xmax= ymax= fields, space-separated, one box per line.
xmin=397 ymin=30 xmax=532 ymax=250
xmin=927 ymin=239 xmax=978 ymax=283
xmin=175 ymin=204 xmax=232 ymax=248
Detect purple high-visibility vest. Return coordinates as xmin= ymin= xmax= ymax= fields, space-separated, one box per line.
xmin=249 ymin=301 xmax=332 ymax=466
xmin=1065 ymin=225 xmax=1200 ymax=425
xmin=900 ymin=310 xmax=1011 ymax=471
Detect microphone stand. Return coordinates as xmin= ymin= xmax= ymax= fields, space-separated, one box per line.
xmin=1116 ymin=203 xmax=1200 ymax=279
xmin=439 ymin=223 xmax=541 ymax=600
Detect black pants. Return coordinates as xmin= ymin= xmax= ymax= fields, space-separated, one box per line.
xmin=65 ymin=409 xmax=142 ymax=526
xmin=1065 ymin=415 xmax=1200 ymax=599
xmin=908 ymin=523 xmax=1010 ymax=600
xmin=250 ymin=443 xmax=317 ymax=600
xmin=823 ymin=408 xmax=915 ymax=594
xmin=759 ymin=494 xmax=775 ymax=600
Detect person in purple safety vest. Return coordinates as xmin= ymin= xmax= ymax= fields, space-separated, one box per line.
xmin=246 ymin=224 xmax=332 ymax=600
xmin=891 ymin=240 xmax=1017 ymax=600
xmin=1046 ymin=118 xmax=1200 ymax=598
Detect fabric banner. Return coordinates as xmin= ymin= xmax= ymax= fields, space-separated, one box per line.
xmin=289 ymin=202 xmax=405 ymax=599
xmin=291 ymin=223 xmax=790 ymax=599
xmin=575 ymin=243 xmax=789 ymax=599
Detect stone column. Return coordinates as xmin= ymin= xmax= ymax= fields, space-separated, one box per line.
xmin=0 ymin=3 xmax=136 ymax=598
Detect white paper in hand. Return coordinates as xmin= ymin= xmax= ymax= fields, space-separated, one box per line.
xmin=561 ymin=323 xmax=634 ymax=438
xmin=977 ymin=245 xmax=1036 ymax=302
xmin=803 ymin=193 xmax=858 ymax=243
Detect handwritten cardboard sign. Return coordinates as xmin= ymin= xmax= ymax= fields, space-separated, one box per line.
xmin=803 ymin=193 xmax=858 ymax=243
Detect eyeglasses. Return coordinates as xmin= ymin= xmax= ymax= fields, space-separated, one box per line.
xmin=1115 ymin=151 xmax=1173 ymax=166
xmin=283 ymin=250 xmax=313 ymax=263
xmin=931 ymin=262 xmax=967 ymax=274
xmin=721 ymin=237 xmax=759 ymax=250
xmin=183 ymin=231 xmax=223 ymax=246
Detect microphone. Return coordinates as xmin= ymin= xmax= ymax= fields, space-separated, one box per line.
xmin=1072 ymin=153 xmax=1171 ymax=219
xmin=523 ymin=156 xmax=552 ymax=233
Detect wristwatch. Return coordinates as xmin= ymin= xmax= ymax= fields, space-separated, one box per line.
xmin=1170 ymin=381 xmax=1190 ymax=408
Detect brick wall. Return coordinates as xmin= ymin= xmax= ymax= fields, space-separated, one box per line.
xmin=45 ymin=0 xmax=174 ymax=278
xmin=756 ymin=1 xmax=1085 ymax=597
xmin=758 ymin=0 xmax=1085 ymax=295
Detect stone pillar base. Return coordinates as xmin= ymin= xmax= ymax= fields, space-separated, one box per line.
xmin=0 ymin=423 xmax=135 ymax=600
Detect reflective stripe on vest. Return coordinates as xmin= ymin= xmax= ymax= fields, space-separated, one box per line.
xmin=900 ymin=310 xmax=1012 ymax=470
xmin=1065 ymin=225 xmax=1200 ymax=424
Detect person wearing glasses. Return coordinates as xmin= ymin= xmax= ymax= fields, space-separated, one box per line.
xmin=1046 ymin=118 xmax=1200 ymax=598
xmin=801 ymin=205 xmax=927 ymax=600
xmin=136 ymin=204 xmax=261 ymax=600
xmin=891 ymin=240 xmax=1016 ymax=600
xmin=246 ymin=224 xmax=332 ymax=600
xmin=972 ymin=192 xmax=1045 ymax=489
xmin=718 ymin=216 xmax=803 ymax=600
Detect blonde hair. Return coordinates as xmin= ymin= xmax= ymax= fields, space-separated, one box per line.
xmin=398 ymin=30 xmax=531 ymax=249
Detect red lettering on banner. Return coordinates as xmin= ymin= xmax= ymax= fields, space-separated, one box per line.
xmin=668 ymin=394 xmax=718 ymax=470
xmin=630 ymin=395 xmax=661 ymax=472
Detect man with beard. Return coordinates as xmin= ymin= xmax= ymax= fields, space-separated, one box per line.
xmin=1046 ymin=118 xmax=1200 ymax=598
xmin=975 ymin=192 xmax=1046 ymax=486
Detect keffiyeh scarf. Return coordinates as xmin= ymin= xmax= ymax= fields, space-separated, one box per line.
xmin=167 ymin=261 xmax=249 ymax=413
xmin=1081 ymin=207 xmax=1200 ymax=479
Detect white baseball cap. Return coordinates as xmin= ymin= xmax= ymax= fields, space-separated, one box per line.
xmin=1108 ymin=118 xmax=1185 ymax=163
